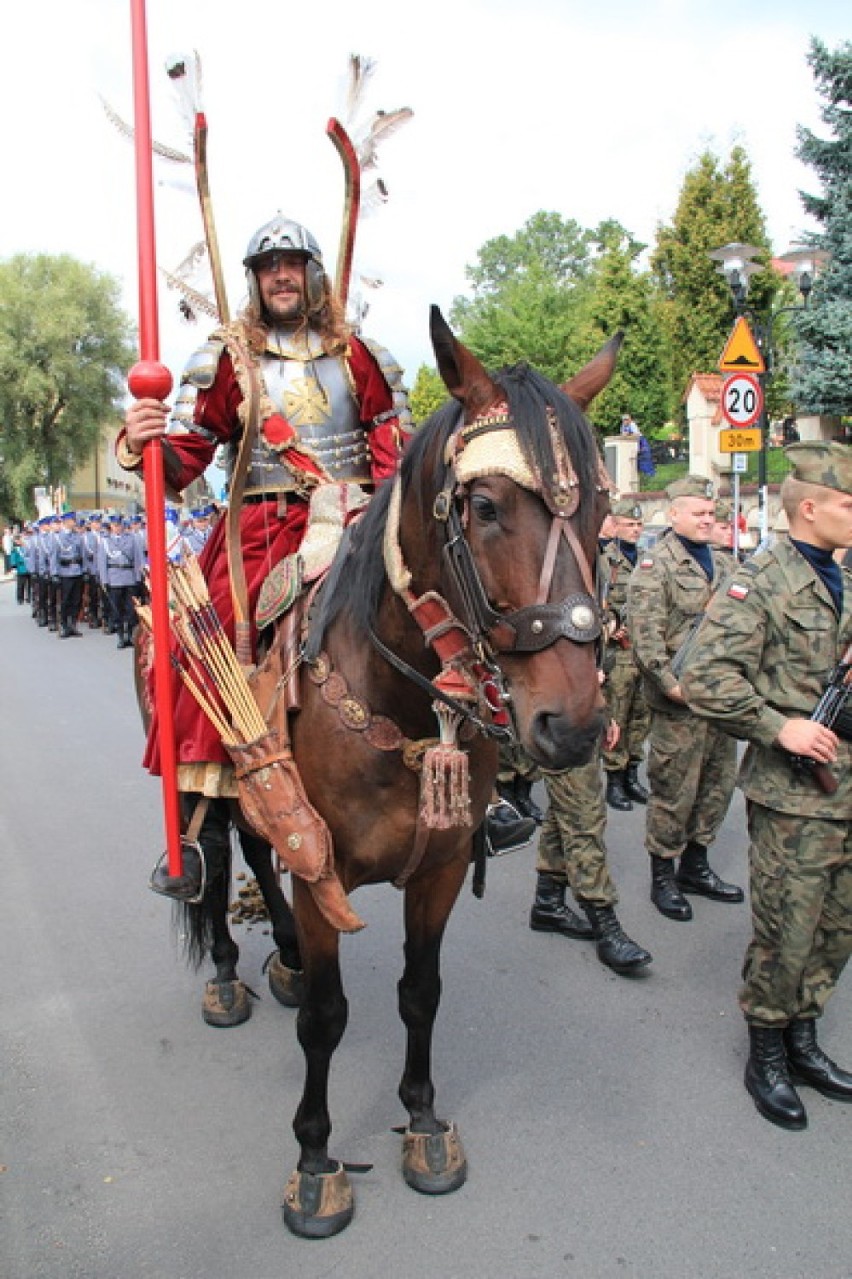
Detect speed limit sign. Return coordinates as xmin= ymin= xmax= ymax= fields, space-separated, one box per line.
xmin=721 ymin=372 xmax=763 ymax=428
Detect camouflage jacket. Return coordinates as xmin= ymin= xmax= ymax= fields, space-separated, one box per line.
xmin=627 ymin=531 xmax=734 ymax=714
xmin=679 ymin=537 xmax=852 ymax=818
xmin=601 ymin=540 xmax=635 ymax=630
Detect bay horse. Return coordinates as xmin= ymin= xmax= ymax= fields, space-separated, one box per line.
xmin=143 ymin=307 xmax=619 ymax=1236
xmin=269 ymin=308 xmax=618 ymax=1235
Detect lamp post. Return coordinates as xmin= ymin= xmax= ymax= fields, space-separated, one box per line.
xmin=708 ymin=242 xmax=826 ymax=544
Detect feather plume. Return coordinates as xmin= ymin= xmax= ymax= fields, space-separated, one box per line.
xmin=343 ymin=53 xmax=377 ymax=124
xmin=360 ymin=178 xmax=390 ymax=217
xmin=355 ymin=107 xmax=414 ymax=171
xmin=161 ymin=268 xmax=219 ymax=323
xmin=165 ymin=50 xmax=204 ymax=133
xmin=99 ymin=94 xmax=192 ymax=164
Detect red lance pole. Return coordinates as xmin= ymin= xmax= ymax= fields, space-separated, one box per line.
xmin=128 ymin=0 xmax=183 ymax=876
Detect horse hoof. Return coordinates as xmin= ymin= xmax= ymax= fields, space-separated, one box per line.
xmin=282 ymin=1164 xmax=354 ymax=1238
xmin=202 ymin=979 xmax=252 ymax=1028
xmin=401 ymin=1121 xmax=467 ymax=1195
xmin=267 ymin=952 xmax=304 ymax=1008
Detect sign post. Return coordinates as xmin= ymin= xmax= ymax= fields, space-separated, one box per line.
xmin=719 ymin=317 xmax=769 ymax=544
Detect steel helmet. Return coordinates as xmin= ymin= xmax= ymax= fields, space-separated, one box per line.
xmin=243 ymin=215 xmax=324 ymax=270
xmin=243 ymin=215 xmax=326 ymax=315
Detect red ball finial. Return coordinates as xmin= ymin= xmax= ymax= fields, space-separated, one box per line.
xmin=128 ymin=360 xmax=173 ymax=401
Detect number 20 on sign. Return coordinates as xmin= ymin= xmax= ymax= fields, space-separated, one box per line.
xmin=721 ymin=372 xmax=763 ymax=428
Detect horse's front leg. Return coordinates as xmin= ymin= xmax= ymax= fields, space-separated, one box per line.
xmin=282 ymin=875 xmax=352 ymax=1238
xmin=398 ymin=855 xmax=470 ymax=1195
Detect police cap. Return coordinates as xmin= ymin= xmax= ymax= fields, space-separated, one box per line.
xmin=666 ymin=474 xmax=714 ymax=501
xmin=784 ymin=441 xmax=852 ymax=496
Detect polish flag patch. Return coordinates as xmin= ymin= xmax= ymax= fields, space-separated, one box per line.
xmin=727 ymin=582 xmax=750 ymax=601
xmin=640 ymin=557 xmax=654 ymax=569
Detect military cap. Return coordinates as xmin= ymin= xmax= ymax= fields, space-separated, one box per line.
xmin=714 ymin=500 xmax=732 ymax=521
xmin=612 ymin=497 xmax=643 ymax=520
xmin=107 ymin=511 xmax=124 ymax=524
xmin=61 ymin=510 xmax=76 ymax=520
xmin=784 ymin=441 xmax=852 ymax=496
xmin=666 ymin=474 xmax=714 ymax=501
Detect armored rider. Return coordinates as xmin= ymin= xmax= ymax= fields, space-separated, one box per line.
xmin=118 ymin=214 xmax=410 ymax=896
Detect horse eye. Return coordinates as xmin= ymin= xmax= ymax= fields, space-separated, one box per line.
xmin=470 ymin=494 xmax=498 ymax=522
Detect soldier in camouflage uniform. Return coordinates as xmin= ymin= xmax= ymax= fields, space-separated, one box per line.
xmin=628 ymin=474 xmax=744 ymax=921
xmin=531 ymin=722 xmax=653 ymax=975
xmin=601 ymin=497 xmax=651 ymax=810
xmin=681 ymin=441 xmax=852 ymax=1131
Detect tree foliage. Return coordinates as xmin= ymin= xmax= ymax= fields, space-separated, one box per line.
xmin=790 ymin=38 xmax=852 ymax=416
xmin=0 ymin=254 xmax=135 ymax=519
xmin=651 ymin=146 xmax=777 ymax=413
xmin=408 ymin=364 xmax=449 ymax=426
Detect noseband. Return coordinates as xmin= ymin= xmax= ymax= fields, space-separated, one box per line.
xmin=438 ymin=486 xmax=601 ymax=654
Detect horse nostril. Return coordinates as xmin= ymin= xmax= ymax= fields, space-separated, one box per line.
xmin=529 ymin=709 xmax=604 ymax=769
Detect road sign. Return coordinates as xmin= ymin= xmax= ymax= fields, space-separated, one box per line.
xmin=721 ymin=372 xmax=763 ymax=428
xmin=719 ymin=427 xmax=762 ymax=453
xmin=732 ymin=453 xmax=749 ymax=473
xmin=719 ymin=316 xmax=765 ymax=373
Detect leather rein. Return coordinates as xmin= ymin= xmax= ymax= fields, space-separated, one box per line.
xmin=376 ymin=420 xmax=603 ymax=740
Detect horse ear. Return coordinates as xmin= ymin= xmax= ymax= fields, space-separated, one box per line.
xmin=429 ymin=305 xmax=500 ymax=418
xmin=561 ymin=332 xmax=625 ymax=411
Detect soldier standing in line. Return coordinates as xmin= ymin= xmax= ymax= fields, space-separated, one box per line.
xmin=50 ymin=510 xmax=86 ymax=638
xmin=99 ymin=514 xmax=144 ymax=649
xmin=530 ymin=718 xmax=653 ymax=975
xmin=601 ymin=497 xmax=651 ymax=811
xmin=681 ymin=442 xmax=852 ymax=1130
xmin=628 ymin=475 xmax=744 ymax=921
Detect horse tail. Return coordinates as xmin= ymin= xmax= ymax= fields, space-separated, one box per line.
xmin=172 ymin=796 xmax=234 ymax=970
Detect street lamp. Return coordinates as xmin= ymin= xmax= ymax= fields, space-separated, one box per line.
xmin=708 ymin=241 xmax=827 ymax=544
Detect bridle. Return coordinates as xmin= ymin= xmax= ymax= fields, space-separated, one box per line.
xmin=376 ymin=408 xmax=606 ymax=738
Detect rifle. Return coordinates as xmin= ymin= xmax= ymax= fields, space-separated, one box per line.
xmin=790 ymin=638 xmax=852 ymax=795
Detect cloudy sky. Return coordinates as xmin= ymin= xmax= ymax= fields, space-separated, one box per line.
xmin=0 ymin=0 xmax=849 ymax=387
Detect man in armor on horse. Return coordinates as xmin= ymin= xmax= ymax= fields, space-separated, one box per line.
xmin=119 ymin=214 xmax=411 ymax=902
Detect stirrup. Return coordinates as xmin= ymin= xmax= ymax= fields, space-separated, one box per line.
xmin=148 ymin=837 xmax=207 ymax=904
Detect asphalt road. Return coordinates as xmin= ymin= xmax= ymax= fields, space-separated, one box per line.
xmin=2 ymin=579 xmax=851 ymax=1279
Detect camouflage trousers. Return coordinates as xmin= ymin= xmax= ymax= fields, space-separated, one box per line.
xmin=741 ymin=802 xmax=852 ymax=1027
xmin=645 ymin=708 xmax=737 ymax=860
xmin=602 ymin=649 xmax=650 ymax=772
xmin=498 ymin=739 xmax=541 ymax=787
xmin=536 ymin=755 xmax=617 ymax=907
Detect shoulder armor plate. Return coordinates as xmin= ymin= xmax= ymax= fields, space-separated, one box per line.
xmin=182 ymin=337 xmax=227 ymax=390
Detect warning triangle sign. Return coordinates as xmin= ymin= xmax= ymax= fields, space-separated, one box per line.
xmin=719 ymin=316 xmax=765 ymax=373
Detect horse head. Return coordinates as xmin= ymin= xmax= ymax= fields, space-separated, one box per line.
xmin=406 ymin=306 xmax=621 ymax=770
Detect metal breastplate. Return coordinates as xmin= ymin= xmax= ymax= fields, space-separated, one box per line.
xmin=239 ymin=341 xmax=369 ymax=493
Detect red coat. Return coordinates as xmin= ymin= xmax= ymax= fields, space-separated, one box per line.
xmin=136 ymin=336 xmax=403 ymax=775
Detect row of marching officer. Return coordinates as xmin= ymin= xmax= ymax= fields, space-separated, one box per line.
xmin=20 ymin=511 xmax=145 ymax=646
xmin=14 ymin=505 xmax=216 ymax=646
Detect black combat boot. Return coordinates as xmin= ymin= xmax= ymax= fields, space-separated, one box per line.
xmin=745 ymin=1026 xmax=807 ymax=1130
xmin=581 ymin=903 xmax=653 ymax=975
xmin=605 ymin=769 xmax=633 ymax=811
xmin=650 ymin=855 xmax=692 ymax=920
xmin=510 ymin=777 xmax=545 ymax=825
xmin=784 ymin=1019 xmax=852 ymax=1101
xmin=529 ymin=873 xmax=595 ymax=939
xmin=624 ymin=763 xmax=649 ymax=804
xmin=676 ymin=841 xmax=744 ymax=902
xmin=484 ymin=801 xmax=537 ymax=856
